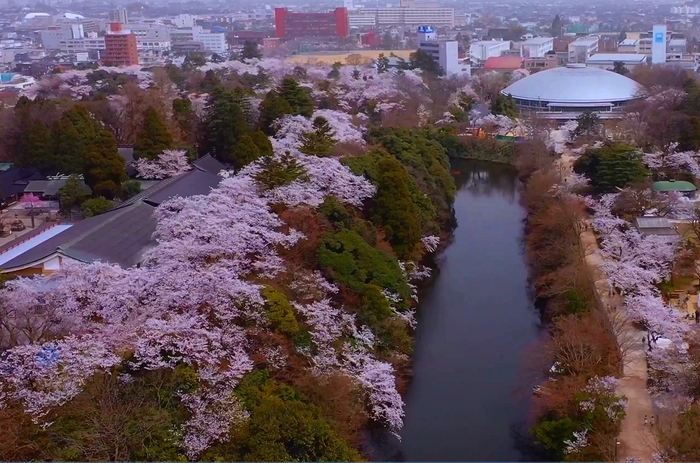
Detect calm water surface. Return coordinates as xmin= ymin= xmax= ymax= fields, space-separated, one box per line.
xmin=370 ymin=160 xmax=542 ymax=461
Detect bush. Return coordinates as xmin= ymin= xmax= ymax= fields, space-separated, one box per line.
xmin=573 ymin=143 xmax=648 ymax=192
xmin=317 ymin=229 xmax=411 ymax=308
xmin=81 ymin=196 xmax=114 ymax=217
xmin=261 ymin=286 xmax=299 ymax=336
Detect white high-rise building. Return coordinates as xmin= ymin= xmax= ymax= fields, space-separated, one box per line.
xmin=109 ymin=7 xmax=128 ymax=25
xmin=417 ymin=26 xmax=465 ymax=75
xmin=652 ymin=25 xmax=667 ymax=64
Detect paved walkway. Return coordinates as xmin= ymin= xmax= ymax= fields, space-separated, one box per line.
xmin=558 ymin=153 xmax=658 ymax=461
xmin=581 ymin=230 xmax=658 ymax=461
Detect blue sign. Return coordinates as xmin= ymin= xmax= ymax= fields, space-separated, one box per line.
xmin=417 ymin=25 xmax=434 ymax=33
xmin=654 ymin=32 xmax=664 ymax=43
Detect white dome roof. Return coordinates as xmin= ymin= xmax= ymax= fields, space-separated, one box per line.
xmin=23 ymin=12 xmax=50 ymax=19
xmin=59 ymin=12 xmax=85 ymax=19
xmin=501 ymin=64 xmax=644 ymax=104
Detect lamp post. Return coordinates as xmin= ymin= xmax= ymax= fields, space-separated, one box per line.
xmin=614 ymin=440 xmax=620 ymax=461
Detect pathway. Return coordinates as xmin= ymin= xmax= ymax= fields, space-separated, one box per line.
xmin=580 ymin=231 xmax=658 ymax=462
xmin=558 ymin=151 xmax=659 ymax=461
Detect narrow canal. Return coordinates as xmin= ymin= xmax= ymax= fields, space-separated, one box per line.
xmin=371 ymin=160 xmax=543 ymax=461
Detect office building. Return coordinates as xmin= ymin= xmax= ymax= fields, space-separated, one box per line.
xmin=103 ymin=22 xmax=139 ymax=66
xmin=568 ymin=37 xmax=598 ymax=64
xmin=618 ymin=39 xmax=638 ymax=53
xmin=170 ymin=26 xmax=226 ymax=53
xmin=348 ymin=7 xmax=454 ymax=29
xmin=109 ymin=7 xmax=128 ymax=25
xmin=520 ymin=37 xmax=554 ymax=58
xmin=652 ymin=25 xmax=667 ymax=64
xmin=416 ymin=26 xmax=466 ymax=75
xmin=469 ymin=40 xmax=510 ymax=65
xmin=274 ymin=7 xmax=350 ymax=39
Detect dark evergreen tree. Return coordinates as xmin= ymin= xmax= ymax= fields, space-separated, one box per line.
xmin=490 ymin=93 xmax=518 ymax=118
xmin=173 ymin=97 xmax=196 ymax=145
xmin=409 ymin=49 xmax=443 ymax=76
xmin=299 ymin=116 xmax=336 ymax=157
xmin=551 ymin=14 xmax=562 ymax=37
xmin=678 ymin=116 xmax=700 ymax=151
xmin=51 ymin=118 xmax=85 ymax=174
xmin=250 ymin=130 xmax=274 ymax=157
xmin=23 ymin=120 xmax=54 ymax=175
xmin=241 ymin=40 xmax=262 ymax=60
xmin=371 ymin=156 xmax=422 ymax=259
xmin=200 ymin=70 xmax=222 ymax=93
xmin=200 ymin=87 xmax=249 ymax=163
xmin=376 ymin=53 xmax=390 ymax=73
xmin=327 ymin=62 xmax=342 ymax=79
xmin=254 ymin=151 xmax=309 ymax=191
xmin=58 ymin=174 xmax=90 ymax=215
xmin=233 ymin=134 xmax=262 ymax=169
xmin=83 ymin=129 xmax=126 ymax=198
xmin=133 ymin=107 xmax=174 ymax=160
xmin=612 ymin=61 xmax=630 ymax=75
xmin=259 ymin=90 xmax=294 ymax=135
xmin=277 ymin=77 xmax=314 ymax=118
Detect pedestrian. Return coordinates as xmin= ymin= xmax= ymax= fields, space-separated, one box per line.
xmin=644 ymin=415 xmax=648 ymax=426
xmin=642 ymin=336 xmax=646 ymax=344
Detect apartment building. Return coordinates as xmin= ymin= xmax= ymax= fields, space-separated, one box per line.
xmin=109 ymin=7 xmax=128 ymax=25
xmin=274 ymin=8 xmax=350 ymax=39
xmin=568 ymin=36 xmax=598 ymax=64
xmin=103 ymin=23 xmax=138 ymax=66
xmin=348 ymin=7 xmax=455 ymax=29
xmin=519 ymin=37 xmax=554 ymax=58
xmin=469 ymin=40 xmax=510 ymax=65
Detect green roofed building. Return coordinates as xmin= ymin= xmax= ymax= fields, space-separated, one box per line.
xmin=652 ymin=179 xmax=697 ymax=197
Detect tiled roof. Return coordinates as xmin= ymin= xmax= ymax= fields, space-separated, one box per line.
xmin=484 ymin=56 xmax=524 ymax=70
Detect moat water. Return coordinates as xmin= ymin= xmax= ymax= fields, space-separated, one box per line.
xmin=369 ymin=160 xmax=543 ymax=461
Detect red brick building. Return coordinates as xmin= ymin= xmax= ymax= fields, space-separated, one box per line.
xmin=274 ymin=7 xmax=349 ymax=40
xmin=103 ymin=22 xmax=139 ymax=66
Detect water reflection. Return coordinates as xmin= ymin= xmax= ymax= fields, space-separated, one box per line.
xmin=368 ymin=160 xmax=541 ymax=462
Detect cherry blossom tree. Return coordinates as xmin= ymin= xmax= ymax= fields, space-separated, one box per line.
xmin=134 ymin=149 xmax=192 ymax=179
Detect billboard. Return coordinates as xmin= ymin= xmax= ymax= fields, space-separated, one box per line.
xmin=654 ymin=32 xmax=664 ymax=43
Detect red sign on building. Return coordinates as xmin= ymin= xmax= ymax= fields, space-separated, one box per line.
xmin=274 ymin=7 xmax=349 ymax=40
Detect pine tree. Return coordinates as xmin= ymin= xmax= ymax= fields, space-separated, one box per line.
xmin=254 ymin=151 xmax=309 ymax=191
xmin=200 ymin=87 xmax=249 ymax=163
xmin=232 ymin=134 xmax=261 ymax=170
xmin=250 ymin=130 xmax=274 ymax=157
xmin=277 ymin=77 xmax=314 ymax=118
xmin=259 ymin=90 xmax=294 ymax=135
xmin=83 ymin=129 xmax=126 ymax=198
xmin=241 ymin=40 xmax=262 ymax=60
xmin=299 ymin=116 xmax=336 ymax=157
xmin=200 ymin=70 xmax=221 ymax=93
xmin=133 ymin=107 xmax=174 ymax=160
xmin=376 ymin=53 xmax=390 ymax=73
xmin=51 ymin=118 xmax=85 ymax=174
xmin=371 ymin=156 xmax=422 ymax=259
xmin=551 ymin=14 xmax=562 ymax=37
xmin=23 ymin=120 xmax=54 ymax=175
xmin=58 ymin=174 xmax=90 ymax=215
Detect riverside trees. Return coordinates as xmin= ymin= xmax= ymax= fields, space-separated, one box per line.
xmin=0 ymin=59 xmax=460 ymax=461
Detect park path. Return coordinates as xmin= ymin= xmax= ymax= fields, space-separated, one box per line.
xmin=580 ymin=231 xmax=658 ymax=462
xmin=557 ymin=152 xmax=659 ymax=461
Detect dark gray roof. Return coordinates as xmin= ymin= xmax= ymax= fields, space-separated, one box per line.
xmin=0 ymin=167 xmax=43 ymax=200
xmin=124 ymin=167 xmax=221 ymax=207
xmin=194 ymin=154 xmax=226 ymax=175
xmin=1 ymin=201 xmax=157 ymax=270
xmin=24 ymin=178 xmax=91 ymax=197
xmin=2 ymin=168 xmax=222 ymax=271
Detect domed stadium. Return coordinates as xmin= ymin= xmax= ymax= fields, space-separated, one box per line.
xmin=500 ymin=63 xmax=645 ymax=119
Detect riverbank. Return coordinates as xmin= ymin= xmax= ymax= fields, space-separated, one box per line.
xmin=557 ymin=153 xmax=659 ymax=461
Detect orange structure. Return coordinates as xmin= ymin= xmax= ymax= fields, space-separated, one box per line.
xmin=103 ymin=22 xmax=139 ymax=66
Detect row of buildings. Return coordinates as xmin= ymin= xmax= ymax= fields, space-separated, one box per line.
xmin=469 ymin=24 xmax=698 ymax=73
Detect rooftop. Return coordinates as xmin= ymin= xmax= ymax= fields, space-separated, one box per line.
xmin=652 ymin=179 xmax=697 ymax=192
xmin=570 ymin=37 xmax=599 ymax=45
xmin=501 ymin=64 xmax=644 ymax=104
xmin=522 ymin=37 xmax=553 ymax=45
xmin=587 ymin=53 xmax=647 ymax=62
xmin=484 ymin=55 xmax=523 ymax=70
xmin=619 ymin=39 xmax=638 ymax=45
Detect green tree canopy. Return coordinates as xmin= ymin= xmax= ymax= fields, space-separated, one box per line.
xmin=254 ymin=151 xmax=308 ymax=191
xmin=490 ymin=93 xmax=518 ymax=118
xmin=83 ymin=129 xmax=127 ymax=198
xmin=258 ymin=90 xmax=294 ymax=135
xmin=299 ymin=116 xmax=336 ymax=157
xmin=371 ymin=156 xmax=422 ymax=259
xmin=241 ymin=40 xmax=262 ymax=60
xmin=277 ymin=77 xmax=314 ymax=118
xmin=409 ymin=49 xmax=443 ymax=76
xmin=200 ymin=87 xmax=251 ymax=164
xmin=133 ymin=107 xmax=173 ymax=160
xmin=58 ymin=174 xmax=90 ymax=215
xmin=573 ymin=143 xmax=649 ymax=192
xmin=232 ymin=134 xmax=261 ymax=170
xmin=81 ymin=197 xmax=114 ymax=217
